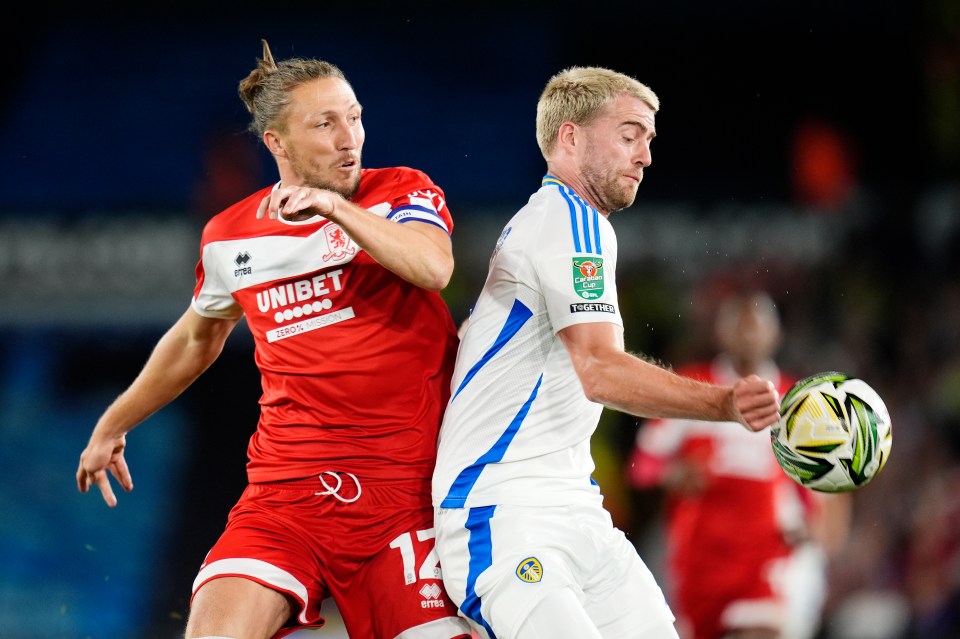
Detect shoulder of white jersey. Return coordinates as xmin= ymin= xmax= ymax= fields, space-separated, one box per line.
xmin=527 ymin=175 xmax=609 ymax=255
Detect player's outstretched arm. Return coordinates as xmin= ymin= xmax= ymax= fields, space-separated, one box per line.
xmin=256 ymin=186 xmax=454 ymax=291
xmin=558 ymin=322 xmax=779 ymax=429
xmin=76 ymin=307 xmax=240 ymax=506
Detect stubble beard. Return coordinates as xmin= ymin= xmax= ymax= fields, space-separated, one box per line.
xmin=290 ymin=150 xmax=363 ymax=200
xmin=582 ymin=160 xmax=637 ymax=214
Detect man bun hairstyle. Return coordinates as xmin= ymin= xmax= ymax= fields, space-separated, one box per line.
xmin=238 ymin=39 xmax=349 ymax=139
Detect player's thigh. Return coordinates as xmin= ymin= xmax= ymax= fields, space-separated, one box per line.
xmin=194 ymin=487 xmax=330 ymax=629
xmin=515 ymin=586 xmax=603 ymax=639
xmin=515 ymin=586 xmax=678 ymax=639
xmin=334 ymin=513 xmax=471 ymax=639
xmin=582 ymin=520 xmax=678 ymax=639
xmin=186 ymin=576 xmax=293 ymax=639
xmin=436 ymin=504 xmax=588 ymax=639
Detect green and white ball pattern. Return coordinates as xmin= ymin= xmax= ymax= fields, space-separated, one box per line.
xmin=771 ymin=372 xmax=893 ymax=493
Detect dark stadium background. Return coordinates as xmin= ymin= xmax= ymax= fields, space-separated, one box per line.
xmin=2 ymin=3 xmax=958 ymax=638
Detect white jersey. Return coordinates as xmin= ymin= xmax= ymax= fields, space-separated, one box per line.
xmin=432 ymin=175 xmax=624 ymax=509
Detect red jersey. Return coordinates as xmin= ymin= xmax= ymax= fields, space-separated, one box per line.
xmin=192 ymin=167 xmax=459 ymax=483
xmin=629 ymin=356 xmax=810 ymax=638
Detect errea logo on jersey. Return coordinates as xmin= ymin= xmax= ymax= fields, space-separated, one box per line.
xmin=234 ymin=252 xmax=252 ymax=276
xmin=572 ymin=257 xmax=604 ymax=299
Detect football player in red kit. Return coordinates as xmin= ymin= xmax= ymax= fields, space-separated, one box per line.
xmin=629 ymin=290 xmax=846 ymax=639
xmin=77 ymin=40 xmax=471 ymax=639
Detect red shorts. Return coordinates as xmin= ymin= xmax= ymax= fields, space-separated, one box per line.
xmin=192 ymin=473 xmax=471 ymax=639
xmin=674 ymin=550 xmax=789 ymax=639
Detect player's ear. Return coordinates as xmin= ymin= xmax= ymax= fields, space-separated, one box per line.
xmin=263 ymin=130 xmax=286 ymax=157
xmin=557 ymin=121 xmax=579 ymax=151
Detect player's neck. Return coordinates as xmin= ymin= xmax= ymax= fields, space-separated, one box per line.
xmin=544 ymin=166 xmax=608 ymax=216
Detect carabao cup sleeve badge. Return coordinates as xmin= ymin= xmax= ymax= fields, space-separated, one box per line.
xmin=572 ymin=257 xmax=605 ymax=300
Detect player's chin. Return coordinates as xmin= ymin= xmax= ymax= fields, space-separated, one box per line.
xmin=321 ymin=173 xmax=360 ymax=200
xmin=620 ymin=175 xmax=640 ymax=194
xmin=336 ymin=169 xmax=362 ymax=198
xmin=616 ymin=185 xmax=639 ymax=210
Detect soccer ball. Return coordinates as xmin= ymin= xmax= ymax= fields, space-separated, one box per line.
xmin=771 ymin=372 xmax=892 ymax=493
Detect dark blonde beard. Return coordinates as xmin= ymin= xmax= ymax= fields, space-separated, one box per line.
xmin=306 ymin=172 xmax=361 ymax=200
xmin=581 ymin=143 xmax=638 ymax=214
xmin=288 ymin=147 xmax=362 ymax=199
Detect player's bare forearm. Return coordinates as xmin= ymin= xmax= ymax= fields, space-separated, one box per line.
xmin=77 ymin=308 xmax=238 ymax=505
xmin=339 ymin=209 xmax=453 ymax=289
xmin=324 ymin=201 xmax=452 ymax=290
xmin=591 ymin=352 xmax=732 ymax=420
xmin=560 ymin=323 xmax=779 ymax=428
xmin=258 ymin=186 xmax=453 ymax=290
xmin=92 ymin=308 xmax=237 ymax=440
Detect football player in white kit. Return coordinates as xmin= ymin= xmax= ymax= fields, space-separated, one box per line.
xmin=431 ymin=66 xmax=782 ymax=639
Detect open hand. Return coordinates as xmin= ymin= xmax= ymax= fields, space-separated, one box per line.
xmin=77 ymin=435 xmax=133 ymax=507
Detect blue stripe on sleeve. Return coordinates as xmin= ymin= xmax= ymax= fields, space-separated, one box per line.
xmin=543 ymin=176 xmax=603 ymax=254
xmin=557 ymin=187 xmax=583 ymax=252
xmin=579 ymin=201 xmax=593 ymax=253
xmin=592 ymin=208 xmax=602 ymax=256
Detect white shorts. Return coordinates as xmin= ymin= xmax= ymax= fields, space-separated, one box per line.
xmin=434 ymin=503 xmax=676 ymax=639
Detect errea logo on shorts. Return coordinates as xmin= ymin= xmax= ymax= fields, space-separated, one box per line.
xmin=515 ymin=557 xmax=543 ymax=583
xmin=419 ymin=583 xmax=445 ymax=608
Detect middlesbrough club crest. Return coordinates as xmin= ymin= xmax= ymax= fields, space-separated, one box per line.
xmin=322 ymin=224 xmax=356 ymax=261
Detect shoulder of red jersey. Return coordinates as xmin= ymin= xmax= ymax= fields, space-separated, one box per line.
xmin=359 ymin=166 xmax=438 ymax=193
xmin=358 ymin=166 xmax=452 ymax=233
xmin=201 ymin=184 xmax=276 ymax=243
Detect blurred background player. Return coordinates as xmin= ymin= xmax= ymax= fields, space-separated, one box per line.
xmin=628 ymin=289 xmax=851 ymax=639
xmin=76 ymin=40 xmax=471 ymax=639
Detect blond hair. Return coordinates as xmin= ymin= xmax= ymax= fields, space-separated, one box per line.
xmin=237 ymin=39 xmax=349 ymax=138
xmin=535 ymin=66 xmax=659 ymax=159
